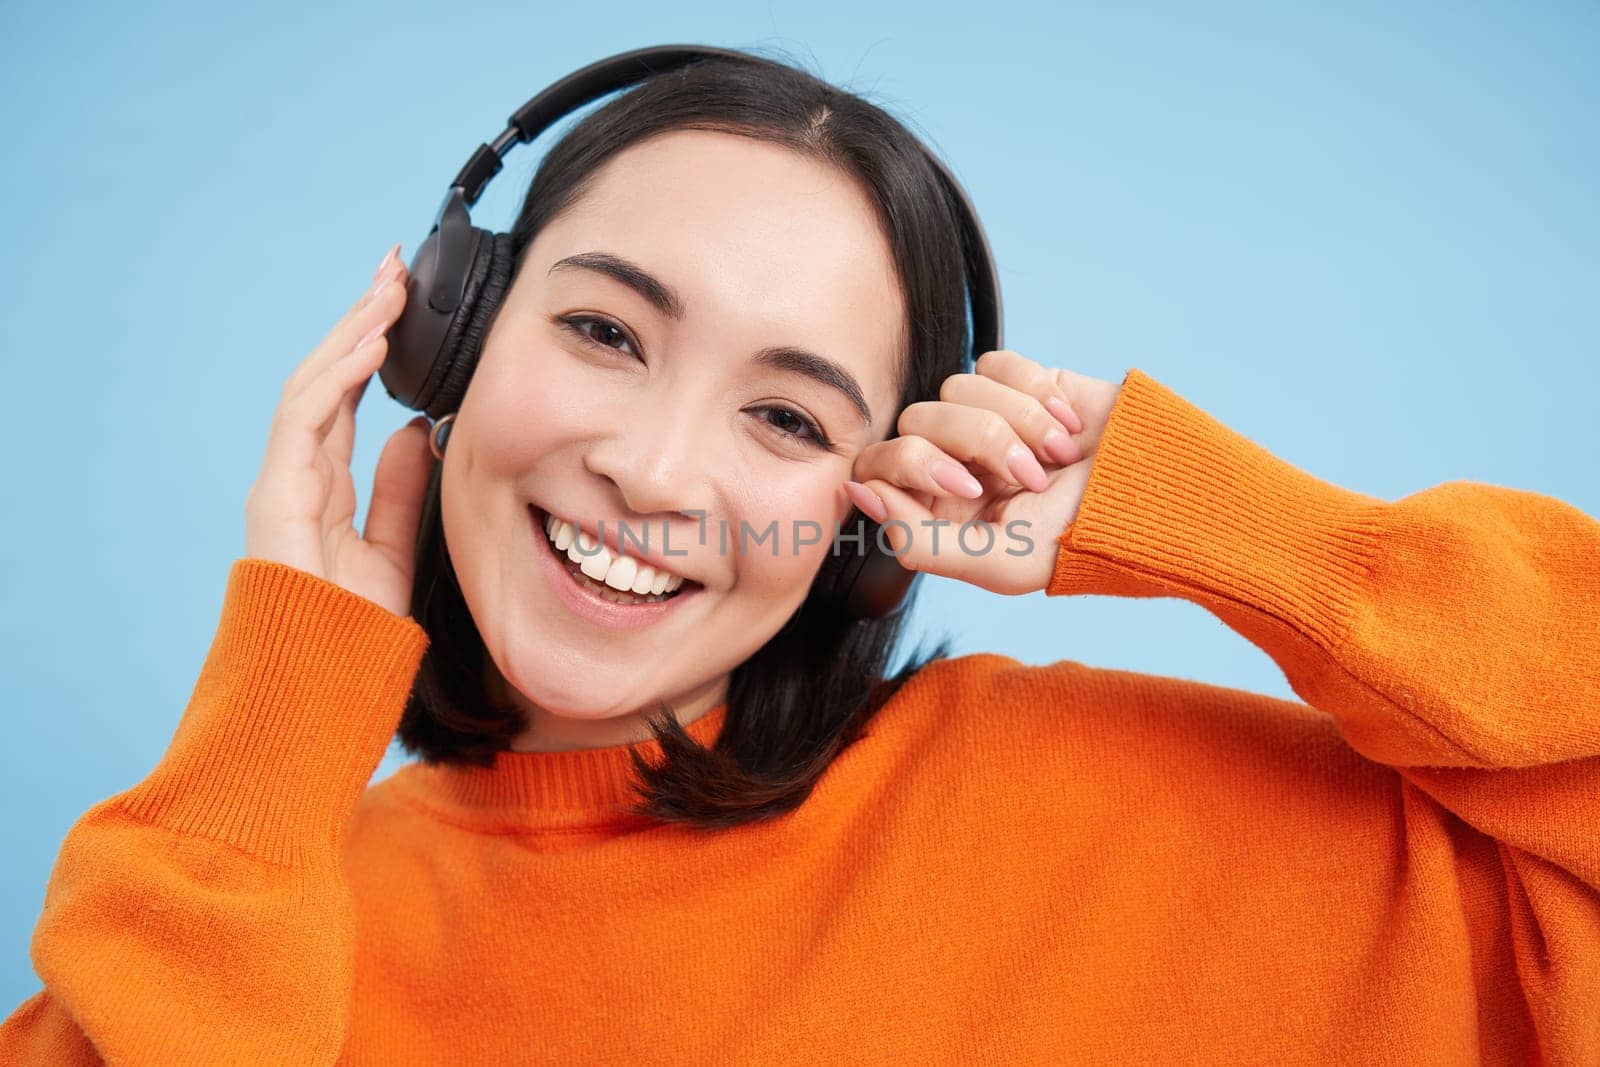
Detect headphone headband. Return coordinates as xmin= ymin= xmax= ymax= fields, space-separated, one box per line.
xmin=432 ymin=44 xmax=1002 ymax=356
xmin=380 ymin=44 xmax=1005 ymax=619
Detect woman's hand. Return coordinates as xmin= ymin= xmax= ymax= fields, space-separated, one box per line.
xmin=845 ymin=351 xmax=1122 ymax=595
xmin=243 ymin=244 xmax=436 ymax=618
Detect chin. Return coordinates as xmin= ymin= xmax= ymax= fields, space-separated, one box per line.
xmin=494 ymin=652 xmax=659 ymax=721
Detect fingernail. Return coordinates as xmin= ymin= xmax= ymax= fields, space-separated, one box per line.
xmin=843 ymin=480 xmax=889 ymax=523
xmin=929 ymin=459 xmax=983 ymax=499
xmin=355 ymin=322 xmax=387 ymax=350
xmin=372 ymin=242 xmax=400 ymax=283
xmin=1006 ymin=444 xmax=1049 ymax=492
xmin=1045 ymin=395 xmax=1083 ymax=434
xmin=363 ymin=262 xmax=403 ymax=306
xmin=1041 ymin=428 xmax=1079 ymax=465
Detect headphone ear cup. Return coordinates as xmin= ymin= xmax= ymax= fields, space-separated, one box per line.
xmin=428 ymin=230 xmax=515 ymax=417
xmin=810 ymin=520 xmax=919 ymax=620
xmin=845 ymin=541 xmax=919 ymax=619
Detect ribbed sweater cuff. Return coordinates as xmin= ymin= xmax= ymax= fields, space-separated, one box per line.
xmin=118 ymin=559 xmax=430 ymax=867
xmin=1047 ymin=368 xmax=1386 ymax=652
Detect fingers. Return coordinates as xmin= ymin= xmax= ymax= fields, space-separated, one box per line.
xmin=939 ymin=371 xmax=1082 ymax=467
xmin=853 ymin=434 xmax=987 ymax=502
xmin=892 ymin=401 xmax=1052 ymax=492
xmin=858 ymin=349 xmax=1087 ymax=502
xmin=264 ymin=325 xmax=392 ymax=474
xmin=851 ymin=477 xmax=1011 ymax=589
xmin=847 ymin=475 xmax=1043 ymax=595
xmin=265 ymin=243 xmax=411 ymax=478
xmin=974 ymin=349 xmax=1083 ymax=434
xmin=363 ymin=417 xmax=435 ymax=571
xmin=855 ymin=478 xmax=929 ymax=555
xmin=282 ymin=244 xmax=408 ymax=402
xmin=326 ymin=371 xmax=372 ymax=471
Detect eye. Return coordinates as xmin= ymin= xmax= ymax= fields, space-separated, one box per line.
xmin=554 ymin=313 xmax=834 ymax=452
xmin=557 ymin=315 xmax=639 ymax=358
xmin=751 ymin=405 xmax=834 ymax=451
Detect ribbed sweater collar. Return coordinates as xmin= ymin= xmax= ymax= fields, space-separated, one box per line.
xmin=389 ymin=704 xmax=728 ymax=831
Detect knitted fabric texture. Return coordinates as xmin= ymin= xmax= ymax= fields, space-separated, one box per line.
xmin=4 ymin=368 xmax=1595 ymax=1064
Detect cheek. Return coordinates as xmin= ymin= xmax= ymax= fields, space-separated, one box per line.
xmin=734 ymin=477 xmax=849 ymax=592
xmin=464 ymin=341 xmax=612 ymax=472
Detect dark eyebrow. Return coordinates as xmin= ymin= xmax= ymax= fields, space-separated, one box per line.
xmin=548 ymin=251 xmax=684 ymax=320
xmin=548 ymin=250 xmax=872 ymax=426
xmin=753 ymin=347 xmax=872 ymax=427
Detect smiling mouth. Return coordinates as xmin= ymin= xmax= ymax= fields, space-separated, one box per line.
xmin=534 ymin=506 xmax=698 ymax=606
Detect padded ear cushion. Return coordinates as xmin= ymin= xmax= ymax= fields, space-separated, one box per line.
xmin=811 ymin=543 xmax=854 ymax=607
xmin=427 ymin=230 xmax=516 ymax=417
xmin=845 ymin=544 xmax=919 ymax=619
xmin=809 ymin=518 xmax=920 ymax=619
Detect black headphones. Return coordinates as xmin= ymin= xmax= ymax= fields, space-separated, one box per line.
xmin=378 ymin=44 xmax=1003 ymax=620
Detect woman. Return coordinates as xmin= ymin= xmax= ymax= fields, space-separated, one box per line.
xmin=2 ymin=50 xmax=1595 ymax=1065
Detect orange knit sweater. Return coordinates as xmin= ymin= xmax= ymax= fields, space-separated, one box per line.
xmin=2 ymin=368 xmax=1595 ymax=1065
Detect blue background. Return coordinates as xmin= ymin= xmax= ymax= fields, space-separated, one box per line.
xmin=1 ymin=0 xmax=1595 ymax=1006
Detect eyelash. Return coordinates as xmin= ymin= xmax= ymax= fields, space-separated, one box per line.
xmin=554 ymin=314 xmax=836 ymax=452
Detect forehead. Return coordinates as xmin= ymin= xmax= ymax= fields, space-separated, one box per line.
xmin=529 ymin=129 xmax=906 ymax=419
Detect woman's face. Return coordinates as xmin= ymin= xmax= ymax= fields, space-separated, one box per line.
xmin=441 ymin=128 xmax=906 ymax=749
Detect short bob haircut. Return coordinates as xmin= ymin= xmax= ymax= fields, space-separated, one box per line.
xmin=396 ymin=47 xmax=976 ymax=830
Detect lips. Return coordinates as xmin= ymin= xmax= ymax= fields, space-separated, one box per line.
xmin=528 ymin=504 xmax=701 ymax=630
xmin=542 ymin=514 xmax=685 ymax=604
xmin=539 ymin=510 xmax=690 ymax=600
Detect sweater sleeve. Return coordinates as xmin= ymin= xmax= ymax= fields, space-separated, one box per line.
xmin=1047 ymin=367 xmax=1600 ymax=1056
xmin=0 ymin=559 xmax=429 ymax=1065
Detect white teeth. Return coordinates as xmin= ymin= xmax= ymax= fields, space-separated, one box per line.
xmin=581 ymin=559 xmax=611 ymax=584
xmin=540 ymin=512 xmax=689 ymax=598
xmin=604 ymin=555 xmax=637 ymax=592
xmin=630 ymin=564 xmax=655 ymax=595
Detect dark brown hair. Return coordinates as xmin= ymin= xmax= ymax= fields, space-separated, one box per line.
xmin=396 ymin=46 xmax=975 ymax=830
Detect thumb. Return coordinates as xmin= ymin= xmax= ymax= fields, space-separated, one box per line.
xmin=863 ymin=477 xmax=990 ymax=588
xmin=364 ymin=415 xmax=434 ymax=570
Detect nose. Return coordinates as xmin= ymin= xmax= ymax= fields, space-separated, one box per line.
xmin=583 ymin=392 xmax=720 ymax=520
